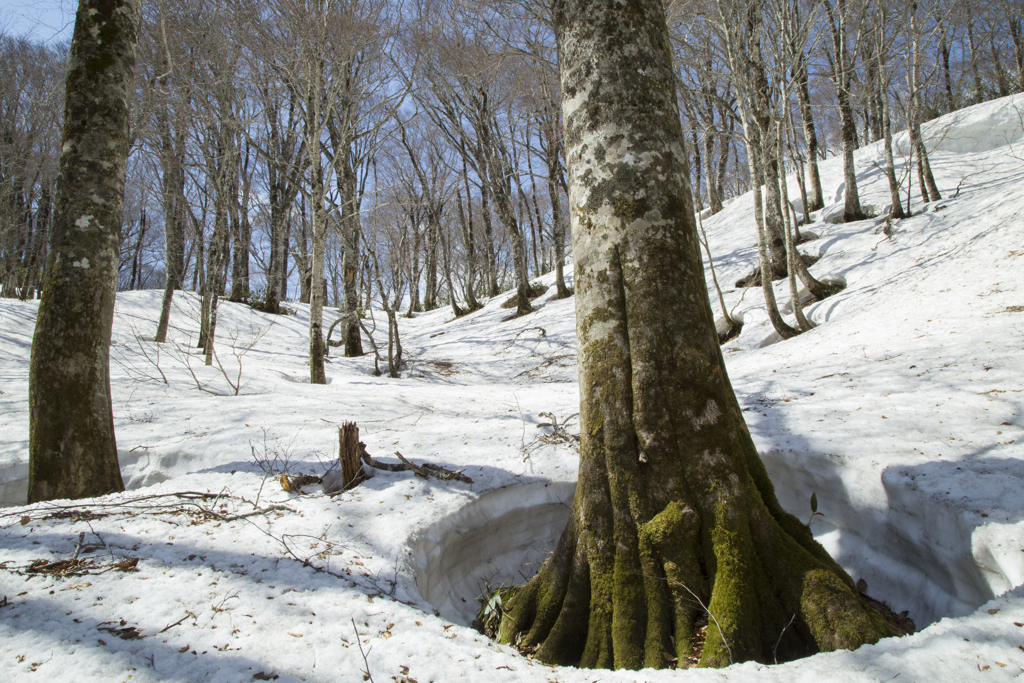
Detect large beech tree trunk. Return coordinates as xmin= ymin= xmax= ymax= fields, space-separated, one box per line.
xmin=499 ymin=0 xmax=891 ymax=669
xmin=28 ymin=0 xmax=142 ymax=502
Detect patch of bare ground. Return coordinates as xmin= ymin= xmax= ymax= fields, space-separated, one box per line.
xmin=501 ymin=283 xmax=549 ymax=309
xmin=718 ymin=321 xmax=742 ymax=345
xmin=410 ymin=360 xmax=461 ymax=378
xmin=735 ymin=254 xmax=821 ymax=288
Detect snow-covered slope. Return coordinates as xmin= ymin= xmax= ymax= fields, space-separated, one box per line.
xmin=1 ymin=94 xmax=1023 ymax=682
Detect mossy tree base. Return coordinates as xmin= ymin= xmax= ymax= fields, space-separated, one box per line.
xmin=499 ymin=439 xmax=891 ymax=668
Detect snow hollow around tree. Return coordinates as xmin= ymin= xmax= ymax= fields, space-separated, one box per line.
xmin=1 ymin=94 xmax=1024 ymax=681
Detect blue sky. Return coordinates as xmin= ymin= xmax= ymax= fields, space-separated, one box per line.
xmin=2 ymin=0 xmax=74 ymax=43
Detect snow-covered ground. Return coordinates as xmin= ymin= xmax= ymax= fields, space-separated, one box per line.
xmin=1 ymin=94 xmax=1023 ymax=682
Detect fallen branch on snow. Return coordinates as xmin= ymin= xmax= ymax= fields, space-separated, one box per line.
xmin=359 ymin=445 xmax=473 ymax=484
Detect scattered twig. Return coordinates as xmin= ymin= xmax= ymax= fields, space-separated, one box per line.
xmin=352 ymin=618 xmax=376 ymax=683
xmin=71 ymin=532 xmax=85 ymax=561
xmin=1 ymin=491 xmax=294 ymax=526
xmin=502 ymin=326 xmax=547 ymax=352
xmin=522 ymin=412 xmax=580 ymax=458
xmin=158 ymin=614 xmax=190 ymax=634
xmin=514 ymin=395 xmax=527 ymax=459
xmin=642 ymin=573 xmax=733 ymax=666
xmin=773 ymin=614 xmax=796 ymax=664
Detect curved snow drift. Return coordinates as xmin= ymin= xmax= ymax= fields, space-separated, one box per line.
xmin=415 ymin=457 xmax=1020 ymax=629
xmin=412 ymin=482 xmax=575 ymax=626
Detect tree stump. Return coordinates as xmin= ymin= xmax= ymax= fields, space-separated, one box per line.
xmin=339 ymin=422 xmax=367 ymax=490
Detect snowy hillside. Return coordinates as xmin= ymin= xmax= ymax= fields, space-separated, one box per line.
xmin=1 ymin=94 xmax=1023 ymax=682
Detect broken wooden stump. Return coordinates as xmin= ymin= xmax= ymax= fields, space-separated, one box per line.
xmin=282 ymin=422 xmax=472 ymax=495
xmin=280 ymin=422 xmax=370 ymax=495
xmin=339 ymin=421 xmax=367 ymax=489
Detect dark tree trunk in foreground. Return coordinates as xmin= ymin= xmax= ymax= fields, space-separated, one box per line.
xmin=500 ymin=0 xmax=890 ymax=669
xmin=28 ymin=0 xmax=142 ymax=502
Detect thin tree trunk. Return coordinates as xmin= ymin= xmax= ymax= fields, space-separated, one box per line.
xmin=228 ymin=143 xmax=252 ymax=302
xmin=478 ymin=166 xmax=499 ymax=297
xmin=305 ymin=74 xmax=327 ymax=384
xmin=527 ymin=140 xmax=547 ymax=274
xmin=697 ymin=212 xmax=734 ymax=337
xmin=155 ymin=104 xmax=186 ymax=342
xmin=703 ymin=127 xmax=723 ymax=214
xmin=456 ymin=189 xmax=479 ymax=310
xmin=548 ymin=164 xmax=570 ymax=298
xmin=968 ymin=20 xmax=986 ymax=103
xmin=992 ymin=36 xmax=1011 ymax=97
xmin=749 ymin=137 xmax=800 ymax=339
xmin=441 ymin=221 xmax=463 ymax=317
xmin=908 ymin=2 xmax=942 ymax=203
xmin=541 ymin=103 xmax=572 ymax=299
xmin=882 ymin=91 xmax=907 ymax=219
xmin=939 ymin=21 xmax=954 ymax=112
xmin=779 ymin=136 xmax=813 ymax=331
xmin=761 ymin=153 xmax=789 ymax=277
xmin=795 ymin=51 xmax=824 ymax=211
xmin=129 ymin=209 xmax=145 ymax=290
xmin=824 ymin=0 xmax=866 ymax=222
xmin=339 ymin=155 xmax=363 ymax=355
xmin=1011 ymin=16 xmax=1024 ymax=93
xmin=716 ymin=114 xmax=732 ymax=203
xmin=265 ymin=178 xmax=291 ymax=315
xmin=480 ymin=118 xmax=533 ymax=316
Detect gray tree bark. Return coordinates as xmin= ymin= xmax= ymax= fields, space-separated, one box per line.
xmin=538 ymin=98 xmax=572 ymax=298
xmin=501 ymin=0 xmax=889 ymax=669
xmin=153 ymin=72 xmax=187 ymax=343
xmin=907 ymin=0 xmax=942 ymax=204
xmin=29 ymin=0 xmax=143 ymax=502
xmin=456 ymin=188 xmax=480 ymax=311
xmin=794 ymin=50 xmax=825 ymax=212
xmin=824 ymin=0 xmax=867 ymax=222
xmin=338 ymin=154 xmax=364 ymax=356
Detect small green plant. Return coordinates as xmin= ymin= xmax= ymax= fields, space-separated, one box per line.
xmin=475 ymin=583 xmax=518 ymax=639
xmin=806 ymin=491 xmax=825 ymax=528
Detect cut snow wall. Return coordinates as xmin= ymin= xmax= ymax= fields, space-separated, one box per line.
xmin=414 ymin=455 xmax=1024 ymax=629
